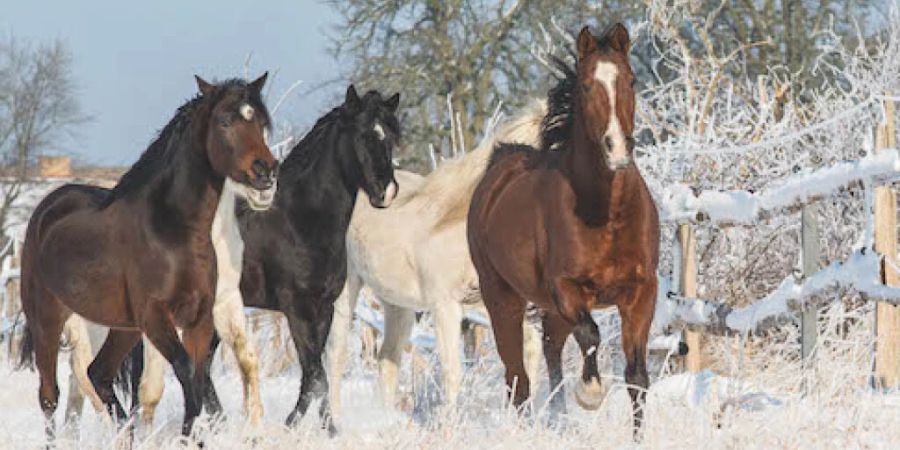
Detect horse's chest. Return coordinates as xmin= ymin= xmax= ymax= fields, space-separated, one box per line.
xmin=564 ymin=227 xmax=651 ymax=290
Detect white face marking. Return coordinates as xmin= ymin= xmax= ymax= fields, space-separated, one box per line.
xmin=593 ymin=61 xmax=629 ymax=168
xmin=373 ymin=123 xmax=386 ymax=141
xmin=263 ymin=128 xmax=270 ymax=145
xmin=240 ymin=104 xmax=254 ymax=121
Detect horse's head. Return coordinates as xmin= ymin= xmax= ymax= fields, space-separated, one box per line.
xmin=575 ymin=24 xmax=635 ymax=171
xmin=196 ymin=73 xmax=278 ymax=210
xmin=340 ymin=85 xmax=401 ymax=209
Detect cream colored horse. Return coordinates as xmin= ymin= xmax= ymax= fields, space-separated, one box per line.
xmin=326 ymin=102 xmax=547 ymax=418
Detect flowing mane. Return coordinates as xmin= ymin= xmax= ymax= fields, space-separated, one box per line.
xmin=397 ymin=100 xmax=545 ymax=229
xmin=280 ymin=108 xmax=343 ymax=176
xmin=107 ymin=79 xmax=270 ymax=205
xmin=540 ymin=27 xmax=622 ymax=153
xmin=541 ymin=55 xmax=577 ymax=152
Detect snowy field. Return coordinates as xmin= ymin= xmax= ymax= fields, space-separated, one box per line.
xmin=3 ymin=298 xmax=900 ymax=450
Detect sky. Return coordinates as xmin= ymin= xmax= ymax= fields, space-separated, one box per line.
xmin=1 ymin=1 xmax=342 ymax=165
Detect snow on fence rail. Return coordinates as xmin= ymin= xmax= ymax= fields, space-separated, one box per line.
xmin=655 ymin=248 xmax=900 ymax=336
xmin=659 ymin=149 xmax=900 ymax=225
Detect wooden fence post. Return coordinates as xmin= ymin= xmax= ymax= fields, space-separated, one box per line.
xmin=874 ymin=95 xmax=900 ymax=389
xmin=678 ymin=223 xmax=703 ymax=372
xmin=800 ymin=203 xmax=820 ymax=392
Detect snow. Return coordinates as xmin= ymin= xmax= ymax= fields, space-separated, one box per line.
xmin=3 ymin=299 xmax=900 ymax=450
xmin=659 ymin=149 xmax=900 ymax=224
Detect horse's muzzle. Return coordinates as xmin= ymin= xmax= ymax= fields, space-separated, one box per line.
xmin=371 ymin=179 xmax=398 ymax=209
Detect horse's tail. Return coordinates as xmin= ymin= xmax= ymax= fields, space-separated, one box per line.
xmin=17 ymin=318 xmax=35 ymax=370
xmin=114 ymin=339 xmax=144 ymax=409
xmin=424 ymin=100 xmax=547 ymax=229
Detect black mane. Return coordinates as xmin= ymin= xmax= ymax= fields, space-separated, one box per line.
xmin=539 ymin=28 xmax=618 ymax=153
xmin=106 ymin=79 xmax=269 ymax=205
xmin=540 ymin=55 xmax=577 ymax=152
xmin=280 ymin=107 xmax=343 ymax=176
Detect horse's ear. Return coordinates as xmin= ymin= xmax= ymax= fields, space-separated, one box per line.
xmin=576 ymin=26 xmax=598 ymax=59
xmin=195 ymin=75 xmax=215 ymax=96
xmin=384 ymin=93 xmax=400 ymax=112
xmin=345 ymin=84 xmax=361 ymax=110
xmin=250 ymin=71 xmax=268 ymax=93
xmin=606 ymin=23 xmax=630 ymax=53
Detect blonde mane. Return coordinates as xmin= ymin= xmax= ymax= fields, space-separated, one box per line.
xmin=402 ymin=100 xmax=547 ymax=229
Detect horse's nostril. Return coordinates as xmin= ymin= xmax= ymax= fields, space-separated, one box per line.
xmin=252 ymin=159 xmax=270 ymax=178
xmin=604 ymin=136 xmax=613 ymax=150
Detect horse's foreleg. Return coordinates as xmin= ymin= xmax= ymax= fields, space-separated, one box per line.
xmin=378 ymin=302 xmax=415 ymax=410
xmin=87 ymin=329 xmax=141 ymax=424
xmin=572 ymin=312 xmax=605 ymax=411
xmin=285 ymin=302 xmax=335 ymax=433
xmin=552 ymin=278 xmax=606 ymax=411
xmin=199 ymin=333 xmax=223 ymax=417
xmin=182 ymin=316 xmax=215 ymax=420
xmin=432 ymin=301 xmax=463 ymax=408
xmin=325 ymin=277 xmax=360 ymax=421
xmin=212 ymin=288 xmax=262 ymax=424
xmin=479 ymin=275 xmax=529 ymax=408
xmin=541 ymin=313 xmax=573 ymax=417
xmin=618 ymin=282 xmax=656 ymax=436
xmin=143 ymin=307 xmax=202 ymax=437
xmin=138 ymin=338 xmax=166 ymax=428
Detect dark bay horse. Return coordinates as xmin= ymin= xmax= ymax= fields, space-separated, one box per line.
xmin=19 ymin=74 xmax=278 ymax=439
xmin=467 ymin=24 xmax=659 ymax=432
xmin=204 ymin=85 xmax=400 ymax=429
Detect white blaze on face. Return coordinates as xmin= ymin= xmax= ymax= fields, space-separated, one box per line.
xmin=263 ymin=127 xmax=270 ymax=145
xmin=593 ymin=61 xmax=629 ymax=169
xmin=373 ymin=123 xmax=386 ymax=141
xmin=240 ymin=104 xmax=255 ymax=121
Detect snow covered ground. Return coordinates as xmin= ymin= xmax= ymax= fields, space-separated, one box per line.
xmin=3 ymin=298 xmax=900 ymax=450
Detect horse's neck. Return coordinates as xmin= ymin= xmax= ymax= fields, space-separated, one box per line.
xmin=562 ymin=121 xmax=637 ymax=225
xmin=153 ymin=144 xmax=221 ymax=237
xmin=284 ymin=139 xmax=357 ymax=229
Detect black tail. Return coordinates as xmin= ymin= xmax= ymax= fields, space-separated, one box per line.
xmin=113 ymin=339 xmax=144 ymax=410
xmin=17 ymin=318 xmax=35 ymax=370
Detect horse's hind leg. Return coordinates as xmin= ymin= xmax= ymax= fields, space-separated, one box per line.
xmin=618 ymin=282 xmax=656 ymax=435
xmin=28 ymin=297 xmax=68 ymax=440
xmin=378 ymin=302 xmax=415 ymax=410
xmin=138 ymin=337 xmax=166 ymax=428
xmin=63 ymin=316 xmax=106 ymax=422
xmin=325 ymin=276 xmax=360 ymax=421
xmin=541 ymin=313 xmax=573 ymax=417
xmin=87 ymin=329 xmax=141 ymax=423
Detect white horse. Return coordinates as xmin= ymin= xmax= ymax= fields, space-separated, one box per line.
xmin=63 ymin=177 xmax=264 ymax=427
xmin=326 ymin=101 xmax=547 ymax=418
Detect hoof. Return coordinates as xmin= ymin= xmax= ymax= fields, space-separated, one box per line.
xmin=574 ymin=378 xmax=607 ymax=411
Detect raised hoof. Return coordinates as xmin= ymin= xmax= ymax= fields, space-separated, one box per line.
xmin=574 ymin=378 xmax=607 ymax=411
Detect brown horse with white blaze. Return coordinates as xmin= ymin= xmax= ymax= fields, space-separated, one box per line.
xmin=19 ymin=74 xmax=278 ymax=441
xmin=467 ymin=24 xmax=659 ymax=432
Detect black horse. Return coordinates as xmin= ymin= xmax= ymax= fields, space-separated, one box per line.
xmin=205 ymin=85 xmax=400 ymax=428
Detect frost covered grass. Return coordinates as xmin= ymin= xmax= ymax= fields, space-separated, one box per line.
xmin=3 ymin=294 xmax=900 ymax=449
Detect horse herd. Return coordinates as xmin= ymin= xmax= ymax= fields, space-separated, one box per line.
xmin=16 ymin=23 xmax=658 ymax=443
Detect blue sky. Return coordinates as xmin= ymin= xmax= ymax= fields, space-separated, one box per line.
xmin=2 ymin=1 xmax=342 ymax=165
